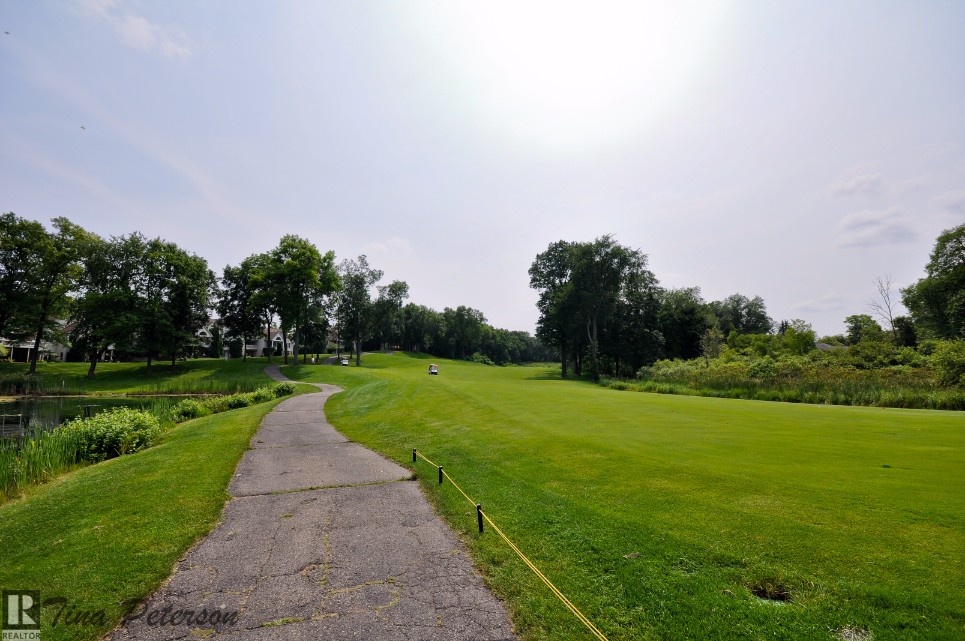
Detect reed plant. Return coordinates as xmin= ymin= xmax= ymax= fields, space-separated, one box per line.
xmin=0 ymin=428 xmax=84 ymax=499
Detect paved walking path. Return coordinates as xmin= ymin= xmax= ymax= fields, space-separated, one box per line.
xmin=110 ymin=366 xmax=516 ymax=641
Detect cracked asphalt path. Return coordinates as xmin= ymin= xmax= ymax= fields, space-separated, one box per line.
xmin=109 ymin=367 xmax=516 ymax=640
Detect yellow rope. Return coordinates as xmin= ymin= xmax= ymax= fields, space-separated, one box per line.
xmin=412 ymin=449 xmax=611 ymax=641
xmin=415 ymin=450 xmax=438 ymax=468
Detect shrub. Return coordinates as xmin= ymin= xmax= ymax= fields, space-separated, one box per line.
xmin=932 ymin=340 xmax=965 ymax=387
xmin=169 ymin=399 xmax=207 ymax=422
xmin=225 ymin=393 xmax=254 ymax=409
xmin=203 ymin=396 xmax=230 ymax=414
xmin=252 ymin=387 xmax=275 ymax=402
xmin=272 ymin=382 xmax=296 ymax=397
xmin=748 ymin=357 xmax=775 ymax=381
xmin=469 ymin=352 xmax=495 ymax=366
xmin=64 ymin=407 xmax=161 ymax=462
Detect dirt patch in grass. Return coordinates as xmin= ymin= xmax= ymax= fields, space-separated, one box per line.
xmin=748 ymin=579 xmax=791 ymax=603
xmin=834 ymin=625 xmax=873 ymax=641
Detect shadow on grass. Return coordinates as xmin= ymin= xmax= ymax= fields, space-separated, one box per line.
xmin=523 ymin=368 xmax=596 ymax=383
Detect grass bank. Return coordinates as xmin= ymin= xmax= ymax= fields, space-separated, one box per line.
xmin=0 ymin=358 xmax=277 ymax=395
xmin=284 ymin=353 xmax=964 ymax=641
xmin=0 ymin=382 xmax=317 ymax=641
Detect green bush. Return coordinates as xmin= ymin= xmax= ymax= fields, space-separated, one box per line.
xmin=225 ymin=393 xmax=254 ymax=409
xmin=203 ymin=396 xmax=230 ymax=414
xmin=272 ymin=382 xmax=295 ymax=397
xmin=469 ymin=352 xmax=495 ymax=366
xmin=64 ymin=408 xmax=161 ymax=462
xmin=168 ymin=384 xmax=293 ymax=424
xmin=169 ymin=399 xmax=207 ymax=422
xmin=932 ymin=340 xmax=965 ymax=386
xmin=252 ymin=387 xmax=275 ymax=402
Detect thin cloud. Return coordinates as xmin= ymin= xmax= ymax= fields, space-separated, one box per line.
xmin=835 ymin=208 xmax=918 ymax=248
xmin=891 ymin=175 xmax=929 ymax=196
xmin=931 ymin=190 xmax=965 ymax=215
xmin=362 ymin=237 xmax=414 ymax=255
xmin=828 ymin=173 xmax=883 ymax=196
xmin=76 ymin=0 xmax=191 ymax=59
xmin=792 ymin=294 xmax=846 ymax=314
xmin=11 ymin=45 xmax=258 ymax=229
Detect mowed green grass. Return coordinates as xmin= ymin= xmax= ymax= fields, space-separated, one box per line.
xmin=285 ymin=353 xmax=964 ymax=641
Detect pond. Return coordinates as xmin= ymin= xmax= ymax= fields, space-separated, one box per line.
xmin=0 ymin=395 xmax=198 ymax=436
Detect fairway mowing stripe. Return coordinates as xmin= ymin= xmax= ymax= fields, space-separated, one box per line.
xmin=414 ymin=448 xmax=610 ymax=641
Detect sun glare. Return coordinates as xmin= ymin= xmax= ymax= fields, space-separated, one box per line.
xmin=418 ymin=1 xmax=731 ymax=153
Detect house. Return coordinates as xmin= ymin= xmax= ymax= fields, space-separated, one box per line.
xmin=209 ymin=320 xmax=292 ymax=358
xmin=1 ymin=320 xmax=72 ymax=362
xmin=247 ymin=327 xmax=291 ymax=358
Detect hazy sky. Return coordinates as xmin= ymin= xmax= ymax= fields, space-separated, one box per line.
xmin=2 ymin=1 xmax=963 ymax=337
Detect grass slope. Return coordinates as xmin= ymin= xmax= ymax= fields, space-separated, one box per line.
xmin=0 ymin=394 xmax=296 ymax=641
xmin=284 ymin=353 xmax=964 ymax=641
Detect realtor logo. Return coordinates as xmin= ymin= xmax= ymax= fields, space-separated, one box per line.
xmin=2 ymin=591 xmax=40 ymax=640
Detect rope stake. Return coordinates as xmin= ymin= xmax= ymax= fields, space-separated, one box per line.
xmin=412 ymin=448 xmax=610 ymax=641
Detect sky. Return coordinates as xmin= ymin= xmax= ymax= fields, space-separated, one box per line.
xmin=2 ymin=0 xmax=964 ymax=338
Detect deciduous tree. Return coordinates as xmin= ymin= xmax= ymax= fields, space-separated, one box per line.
xmin=70 ymin=233 xmax=143 ymax=377
xmin=337 ymin=255 xmax=383 ymax=366
xmin=21 ymin=218 xmax=93 ymax=374
xmin=0 ymin=213 xmax=46 ymax=342
xmin=902 ymin=224 xmax=965 ymax=339
xmin=217 ymin=256 xmax=263 ymax=361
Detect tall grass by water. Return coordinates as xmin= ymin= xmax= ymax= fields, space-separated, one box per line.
xmin=0 ymin=358 xmax=274 ymax=396
xmin=0 ymin=382 xmax=296 ymax=502
xmin=0 ymin=428 xmax=83 ymax=498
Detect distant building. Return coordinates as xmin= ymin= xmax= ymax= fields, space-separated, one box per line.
xmin=1 ymin=320 xmax=71 ymax=362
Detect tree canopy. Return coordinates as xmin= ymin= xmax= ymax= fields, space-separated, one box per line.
xmin=902 ymin=224 xmax=965 ymax=339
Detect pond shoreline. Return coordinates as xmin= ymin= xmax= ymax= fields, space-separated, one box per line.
xmin=4 ymin=392 xmax=223 ymax=400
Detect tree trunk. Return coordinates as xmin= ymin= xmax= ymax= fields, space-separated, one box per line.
xmin=147 ymin=353 xmax=153 ymax=374
xmin=292 ymin=322 xmax=300 ymax=361
xmin=560 ymin=338 xmax=568 ymax=379
xmin=265 ymin=317 xmax=272 ymax=363
xmin=355 ymin=311 xmax=362 ymax=366
xmin=86 ymin=350 xmax=102 ymax=378
xmin=28 ymin=322 xmax=44 ymax=375
xmin=587 ymin=316 xmax=600 ymax=382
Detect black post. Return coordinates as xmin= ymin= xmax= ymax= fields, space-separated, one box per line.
xmin=438 ymin=466 xmax=444 ymax=484
xmin=412 ymin=448 xmax=417 ymax=463
xmin=477 ymin=504 xmax=483 ymax=533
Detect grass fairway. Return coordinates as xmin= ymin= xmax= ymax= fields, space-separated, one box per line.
xmin=285 ymin=353 xmax=964 ymax=641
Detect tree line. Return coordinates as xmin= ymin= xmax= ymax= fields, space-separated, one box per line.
xmin=530 ymin=226 xmax=965 ymax=382
xmin=1 ymin=213 xmax=550 ymax=378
